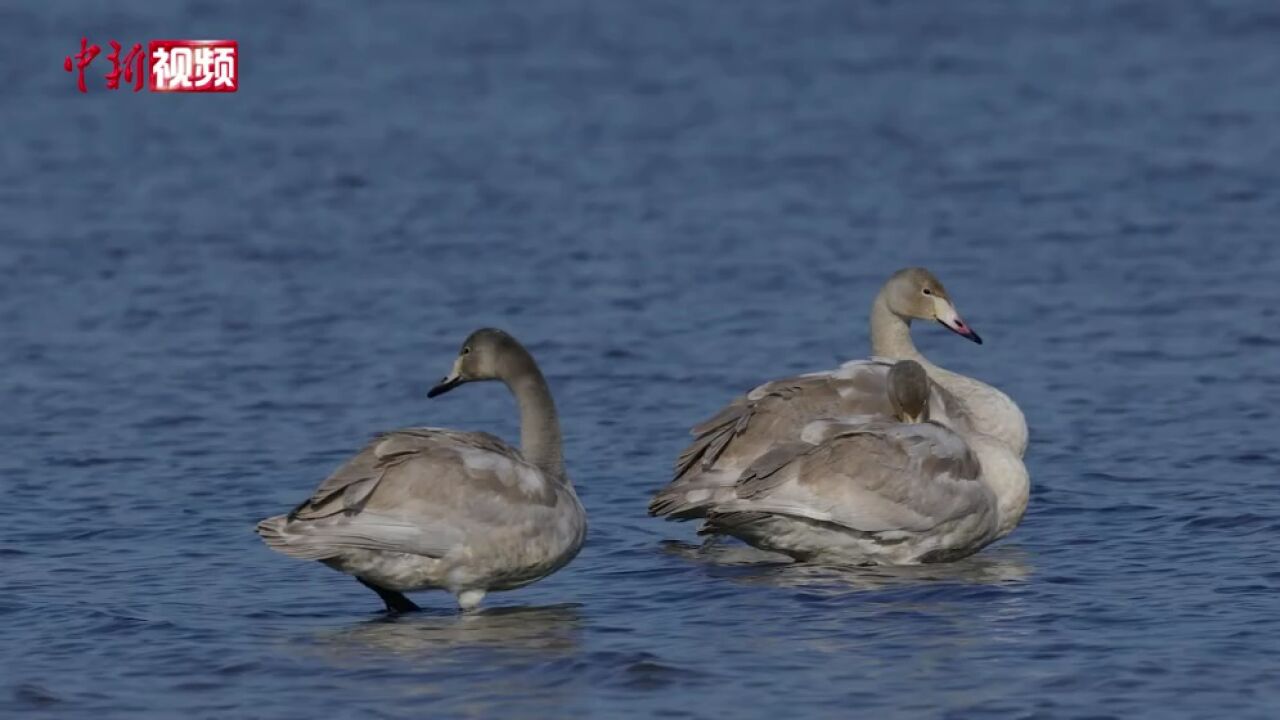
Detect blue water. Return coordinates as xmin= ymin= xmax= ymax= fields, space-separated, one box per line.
xmin=3 ymin=1 xmax=1280 ymax=717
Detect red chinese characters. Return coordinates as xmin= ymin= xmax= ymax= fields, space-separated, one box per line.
xmin=64 ymin=38 xmax=238 ymax=93
xmin=63 ymin=37 xmax=102 ymax=93
xmin=105 ymin=41 xmax=146 ymax=92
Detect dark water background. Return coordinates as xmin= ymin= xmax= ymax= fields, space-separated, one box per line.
xmin=2 ymin=1 xmax=1279 ymax=717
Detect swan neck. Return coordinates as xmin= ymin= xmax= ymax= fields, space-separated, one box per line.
xmin=870 ymin=295 xmax=923 ymax=361
xmin=870 ymin=294 xmax=965 ymax=399
xmin=504 ymin=359 xmax=565 ymax=480
xmin=867 ymin=283 xmax=1030 ymax=458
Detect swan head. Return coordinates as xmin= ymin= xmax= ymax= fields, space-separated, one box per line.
xmin=883 ymin=267 xmax=982 ymax=344
xmin=428 ymin=328 xmax=527 ymax=397
xmin=887 ymin=360 xmax=931 ymax=423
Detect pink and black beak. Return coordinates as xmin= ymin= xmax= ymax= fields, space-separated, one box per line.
xmin=938 ymin=317 xmax=982 ymax=344
xmin=935 ymin=303 xmax=983 ymax=344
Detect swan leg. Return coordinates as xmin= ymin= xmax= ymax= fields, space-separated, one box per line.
xmin=357 ymin=577 xmax=420 ymax=614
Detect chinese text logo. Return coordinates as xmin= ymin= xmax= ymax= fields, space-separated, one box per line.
xmin=64 ymin=38 xmax=238 ymax=93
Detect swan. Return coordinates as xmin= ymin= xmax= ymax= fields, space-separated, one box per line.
xmin=256 ymin=328 xmax=586 ymax=612
xmin=649 ymin=267 xmax=1027 ymax=524
xmin=699 ymin=360 xmax=1025 ymax=564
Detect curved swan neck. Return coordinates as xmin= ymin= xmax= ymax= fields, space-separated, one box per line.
xmin=502 ymin=353 xmax=565 ymax=480
xmin=869 ymin=294 xmax=953 ymax=392
xmin=869 ymin=292 xmax=1028 ymax=456
xmin=870 ymin=295 xmax=926 ymax=362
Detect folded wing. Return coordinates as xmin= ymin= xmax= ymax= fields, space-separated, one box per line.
xmin=712 ymin=422 xmax=991 ymax=539
xmin=258 ymin=428 xmax=561 ymax=561
xmin=651 ymin=359 xmax=975 ymax=520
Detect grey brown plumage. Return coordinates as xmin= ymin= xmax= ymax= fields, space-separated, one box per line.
xmin=888 ymin=360 xmax=931 ymax=423
xmin=649 ymin=359 xmax=975 ymax=520
xmin=256 ymin=329 xmax=586 ymax=612
xmin=702 ymin=420 xmax=997 ymax=564
xmin=651 ymin=267 xmax=1030 ymax=560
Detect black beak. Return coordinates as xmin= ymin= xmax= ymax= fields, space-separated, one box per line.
xmin=427 ymin=376 xmax=463 ymax=398
xmin=938 ymin=319 xmax=983 ymax=345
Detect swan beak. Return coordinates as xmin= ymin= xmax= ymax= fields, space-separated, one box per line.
xmin=428 ymin=357 xmax=467 ymax=398
xmin=934 ymin=299 xmax=983 ymax=344
xmin=427 ymin=374 xmax=462 ymax=398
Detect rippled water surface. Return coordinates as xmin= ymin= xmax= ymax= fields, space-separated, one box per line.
xmin=4 ymin=1 xmax=1280 ymax=717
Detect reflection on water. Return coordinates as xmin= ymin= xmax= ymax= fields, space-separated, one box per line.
xmin=662 ymin=539 xmax=1033 ymax=593
xmin=313 ymin=604 xmax=584 ymax=657
xmin=298 ymin=605 xmax=588 ymax=718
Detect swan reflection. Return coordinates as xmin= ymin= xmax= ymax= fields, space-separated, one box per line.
xmin=661 ymin=538 xmax=1032 ymax=592
xmin=313 ymin=604 xmax=583 ymax=657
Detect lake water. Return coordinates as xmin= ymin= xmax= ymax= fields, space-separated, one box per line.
xmin=3 ymin=1 xmax=1279 ymax=718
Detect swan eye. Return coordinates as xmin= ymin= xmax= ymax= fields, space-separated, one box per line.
xmin=462 ymin=346 xmax=471 ymax=355
xmin=922 ymin=288 xmax=933 ymax=296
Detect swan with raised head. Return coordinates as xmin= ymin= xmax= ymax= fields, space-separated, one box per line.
xmin=256 ymin=328 xmax=586 ymax=612
xmin=699 ymin=360 xmax=1024 ymax=564
xmin=648 ymin=267 xmax=1027 ymax=524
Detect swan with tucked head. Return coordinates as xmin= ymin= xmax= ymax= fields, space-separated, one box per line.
xmin=888 ymin=359 xmax=931 ymax=424
xmin=698 ymin=358 xmax=1015 ymax=565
